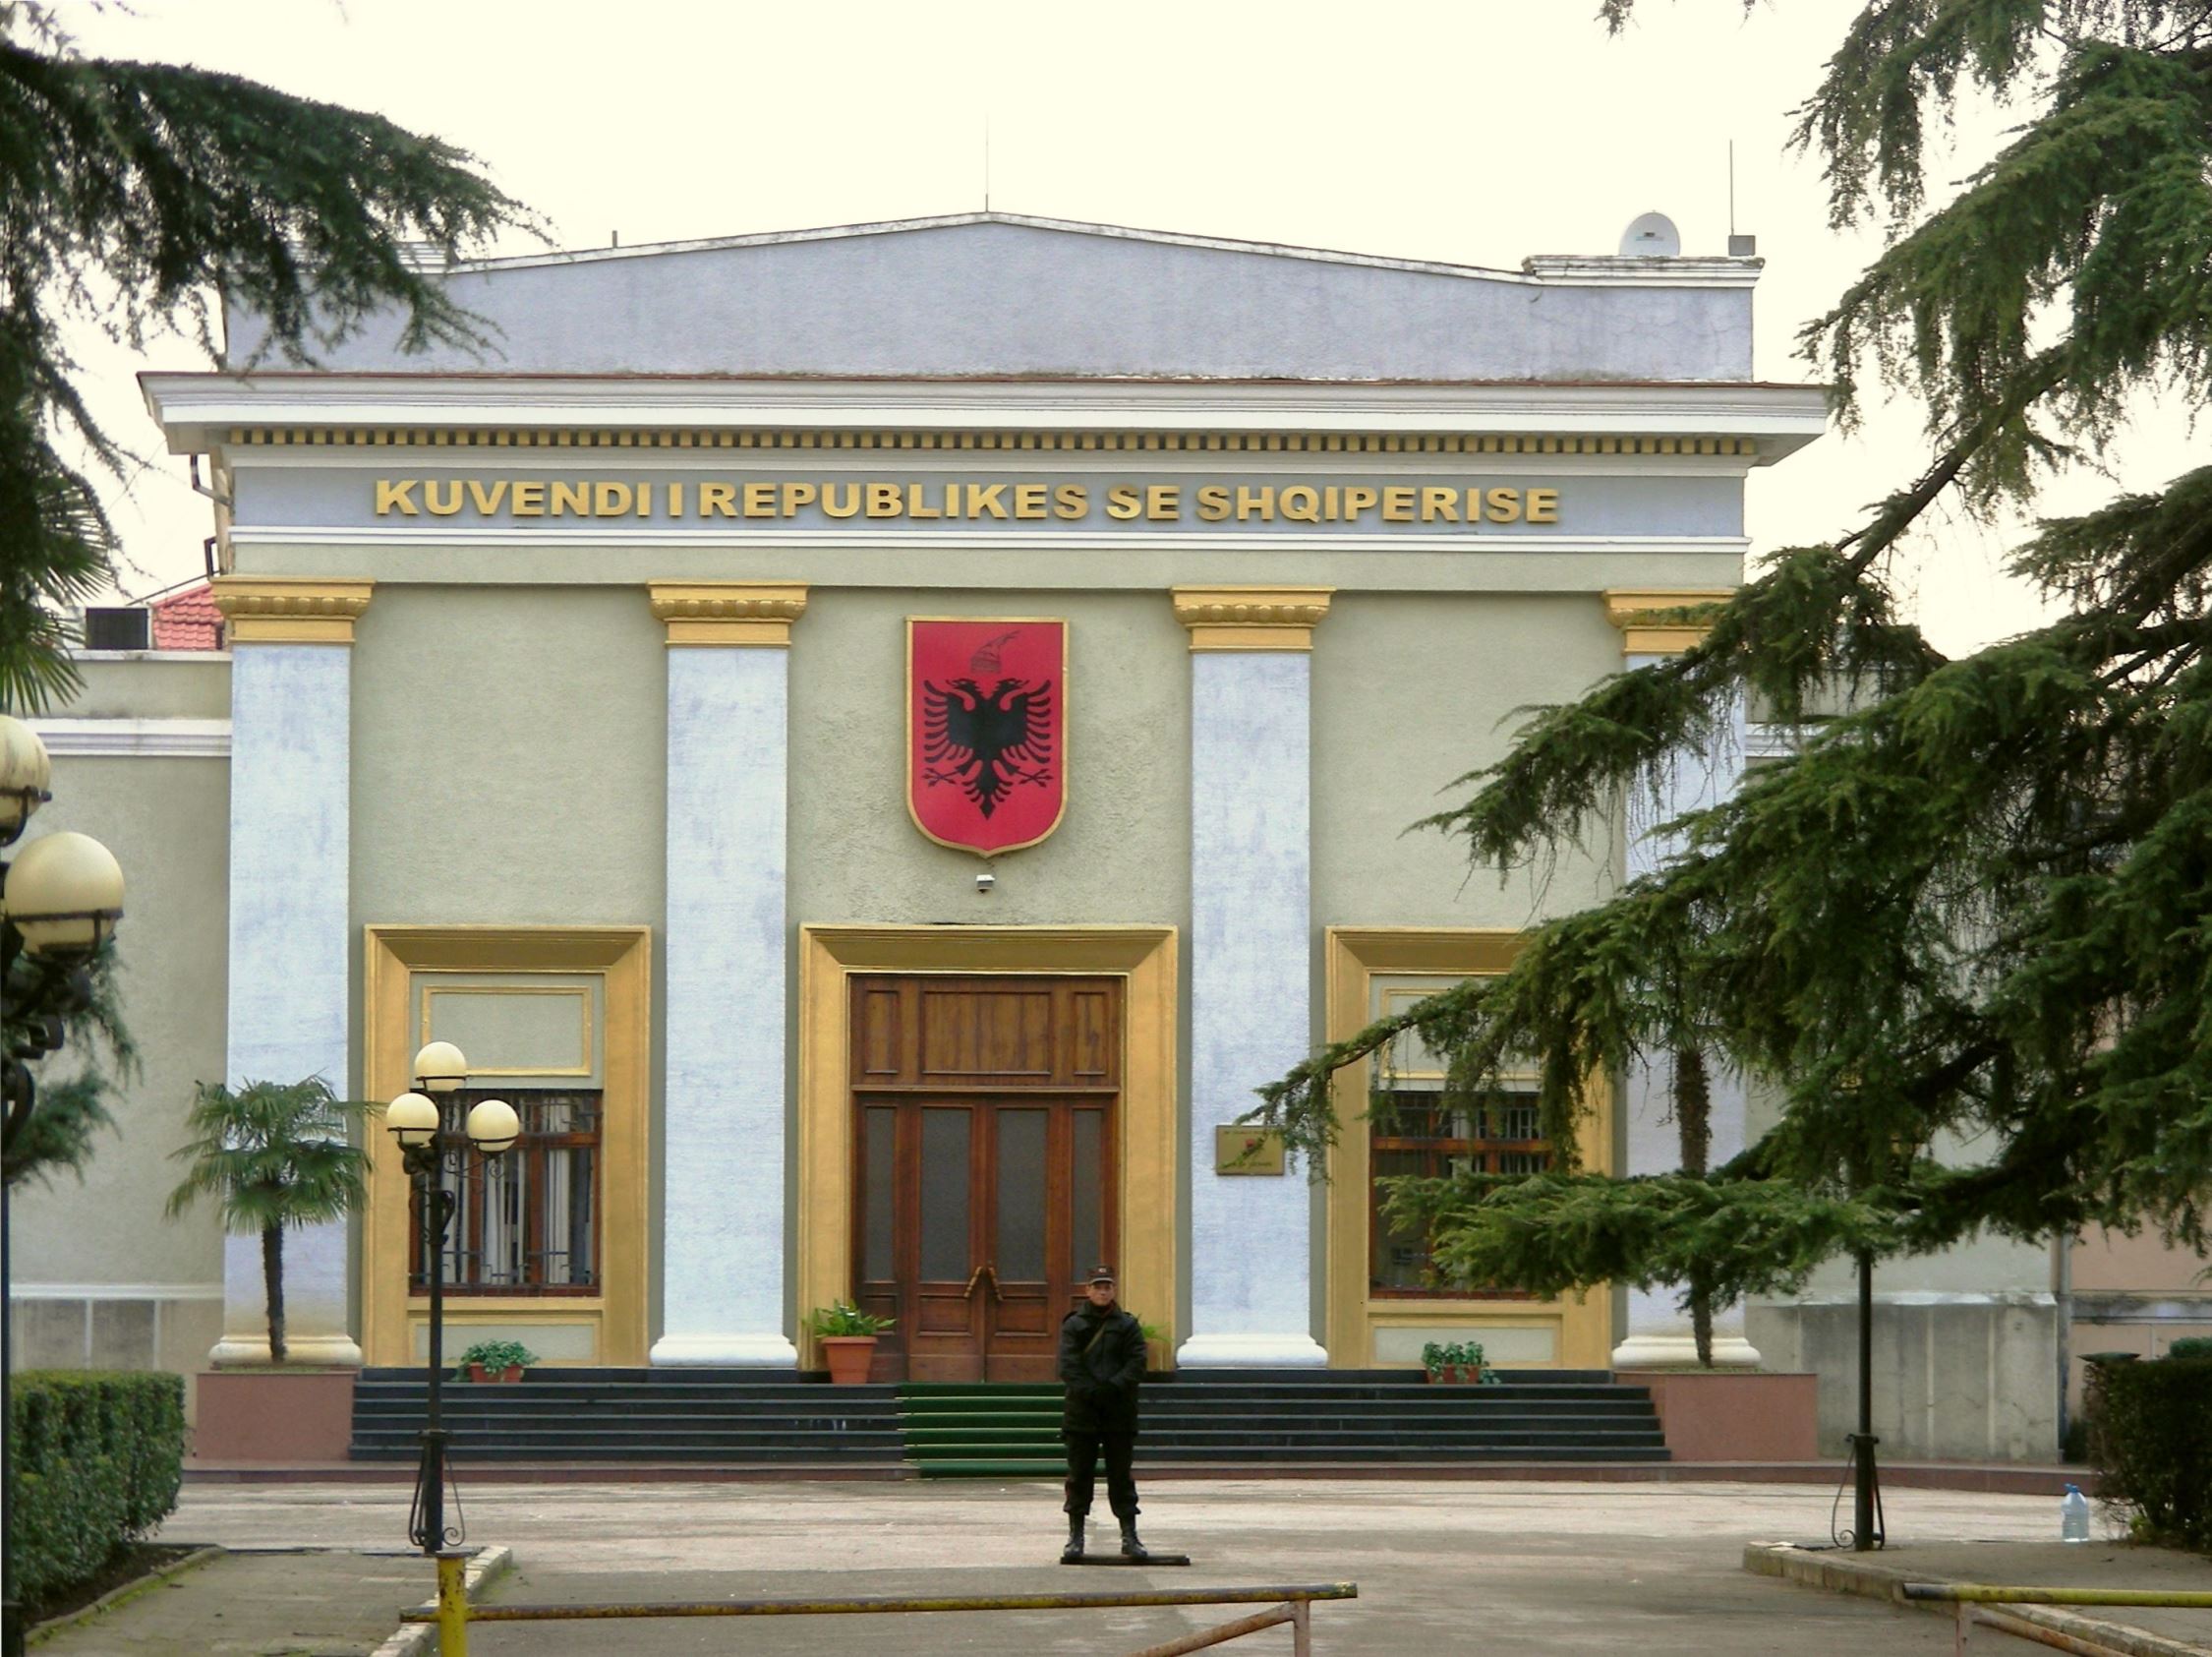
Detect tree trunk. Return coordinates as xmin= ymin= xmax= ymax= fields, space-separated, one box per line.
xmin=1672 ymin=1046 xmax=1716 ymax=1368
xmin=262 ymin=1223 xmax=287 ymax=1364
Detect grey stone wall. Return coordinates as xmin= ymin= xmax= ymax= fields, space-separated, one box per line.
xmin=1748 ymin=1296 xmax=2060 ymax=1460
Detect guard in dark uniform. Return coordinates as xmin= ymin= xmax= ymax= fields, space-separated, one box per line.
xmin=1058 ymin=1265 xmax=1148 ymax=1562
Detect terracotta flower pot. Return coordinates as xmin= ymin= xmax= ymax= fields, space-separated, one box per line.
xmin=821 ymin=1335 xmax=878 ymax=1386
xmin=467 ymin=1363 xmax=524 ymax=1383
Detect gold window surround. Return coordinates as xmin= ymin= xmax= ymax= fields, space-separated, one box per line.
xmin=1323 ymin=927 xmax=1614 ymax=1371
xmin=797 ymin=925 xmax=1177 ymax=1370
xmin=363 ymin=925 xmax=651 ymax=1368
xmin=1172 ymin=585 xmax=1334 ymax=652
xmin=1601 ymin=588 xmax=1735 ymax=657
xmin=209 ymin=576 xmax=375 ymax=644
xmin=647 ymin=580 xmax=809 ymax=646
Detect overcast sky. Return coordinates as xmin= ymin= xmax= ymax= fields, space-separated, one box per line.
xmin=63 ymin=0 xmax=2197 ymax=656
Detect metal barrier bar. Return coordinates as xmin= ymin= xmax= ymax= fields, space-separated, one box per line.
xmin=1128 ymin=1602 xmax=1298 ymax=1657
xmin=400 ymin=1580 xmax=1359 ymax=1624
xmin=1904 ymin=1584 xmax=2212 ymax=1609
xmin=1955 ymin=1602 xmax=2135 ymax=1657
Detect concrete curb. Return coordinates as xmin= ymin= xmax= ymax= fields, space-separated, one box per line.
xmin=371 ymin=1546 xmax=514 ymax=1657
xmin=1744 ymin=1543 xmax=2212 ymax=1657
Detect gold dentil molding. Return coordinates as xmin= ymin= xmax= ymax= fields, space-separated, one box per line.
xmin=1171 ymin=585 xmax=1335 ymax=652
xmin=227 ymin=426 xmax=1761 ymax=457
xmin=1601 ymin=588 xmax=1735 ymax=657
xmin=647 ymin=580 xmax=809 ymax=646
xmin=210 ymin=576 xmax=375 ymax=644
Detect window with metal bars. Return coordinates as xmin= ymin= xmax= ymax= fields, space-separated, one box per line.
xmin=408 ymin=1091 xmax=601 ymax=1296
xmin=1368 ymin=1086 xmax=1550 ymax=1297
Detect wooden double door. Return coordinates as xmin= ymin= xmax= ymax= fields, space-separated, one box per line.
xmin=850 ymin=975 xmax=1120 ymax=1382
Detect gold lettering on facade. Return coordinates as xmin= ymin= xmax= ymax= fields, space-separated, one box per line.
xmin=369 ymin=476 xmax=1571 ymax=529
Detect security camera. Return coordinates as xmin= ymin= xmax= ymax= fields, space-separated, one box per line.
xmin=976 ymin=869 xmax=996 ymax=894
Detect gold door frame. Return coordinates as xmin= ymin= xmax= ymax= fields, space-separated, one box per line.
xmin=798 ymin=925 xmax=1177 ymax=1370
xmin=1323 ymin=927 xmax=1614 ymax=1370
xmin=363 ymin=925 xmax=652 ymax=1368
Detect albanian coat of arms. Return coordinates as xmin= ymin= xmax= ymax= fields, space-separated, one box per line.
xmin=906 ymin=619 xmax=1067 ymax=856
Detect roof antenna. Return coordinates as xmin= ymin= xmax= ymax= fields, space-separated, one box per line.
xmin=983 ymin=114 xmax=992 ymax=212
xmin=1726 ymin=141 xmax=1758 ymax=257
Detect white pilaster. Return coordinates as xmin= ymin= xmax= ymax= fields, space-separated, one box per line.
xmin=648 ymin=583 xmax=807 ymax=1366
xmin=1174 ymin=588 xmax=1332 ymax=1368
xmin=208 ymin=578 xmax=374 ymax=1368
xmin=1603 ymin=590 xmax=1759 ymax=1369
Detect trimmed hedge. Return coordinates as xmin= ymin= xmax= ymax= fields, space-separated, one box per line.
xmin=6 ymin=1371 xmax=186 ymax=1609
xmin=2087 ymin=1355 xmax=2212 ymax=1550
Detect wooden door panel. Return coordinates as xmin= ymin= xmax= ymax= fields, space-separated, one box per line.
xmin=849 ymin=976 xmax=1122 ymax=1382
xmin=921 ymin=988 xmax=1054 ymax=1079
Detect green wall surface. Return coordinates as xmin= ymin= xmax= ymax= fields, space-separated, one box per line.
xmin=1312 ymin=591 xmax=1622 ymax=931
xmin=786 ymin=587 xmax=1190 ymax=927
xmin=11 ymin=751 xmax=227 ymax=1289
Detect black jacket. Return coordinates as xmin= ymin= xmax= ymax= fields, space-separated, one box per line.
xmin=1058 ymin=1303 xmax=1145 ymax=1433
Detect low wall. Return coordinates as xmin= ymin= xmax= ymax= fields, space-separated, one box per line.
xmin=193 ymin=1369 xmax=356 ymax=1462
xmin=1636 ymin=1371 xmax=1819 ymax=1462
xmin=1747 ymin=1295 xmax=2058 ymax=1460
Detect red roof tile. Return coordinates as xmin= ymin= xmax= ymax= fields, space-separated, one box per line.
xmin=149 ymin=584 xmax=222 ymax=651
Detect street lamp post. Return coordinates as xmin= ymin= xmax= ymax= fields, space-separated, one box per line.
xmin=0 ymin=716 xmax=125 ymax=1657
xmin=385 ymin=1045 xmax=517 ymax=1556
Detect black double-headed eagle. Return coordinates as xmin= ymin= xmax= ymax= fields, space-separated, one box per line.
xmin=921 ymin=673 xmax=1055 ymax=818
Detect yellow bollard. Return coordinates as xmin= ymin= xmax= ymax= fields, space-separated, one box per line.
xmin=436 ymin=1551 xmax=469 ymax=1655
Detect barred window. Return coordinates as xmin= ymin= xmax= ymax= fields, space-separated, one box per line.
xmin=410 ymin=1091 xmax=601 ymax=1296
xmin=1369 ymin=1085 xmax=1550 ymax=1297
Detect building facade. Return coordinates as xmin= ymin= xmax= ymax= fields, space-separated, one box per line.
xmin=21 ymin=212 xmax=2164 ymax=1453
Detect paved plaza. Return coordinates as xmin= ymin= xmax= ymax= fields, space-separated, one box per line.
xmin=79 ymin=1476 xmax=2110 ymax=1654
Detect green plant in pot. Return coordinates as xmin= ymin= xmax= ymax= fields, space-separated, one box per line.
xmin=455 ymin=1338 xmax=538 ymax=1383
xmin=1422 ymin=1339 xmax=1487 ymax=1383
xmin=807 ymin=1301 xmax=894 ymax=1386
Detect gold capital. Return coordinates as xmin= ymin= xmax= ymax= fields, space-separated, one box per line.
xmin=1601 ymin=588 xmax=1735 ymax=657
xmin=647 ymin=581 xmax=810 ymax=646
xmin=210 ymin=577 xmax=375 ymax=644
xmin=1171 ymin=585 xmax=1334 ymax=652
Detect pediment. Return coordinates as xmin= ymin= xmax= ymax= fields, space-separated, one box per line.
xmin=225 ymin=213 xmax=1757 ymax=385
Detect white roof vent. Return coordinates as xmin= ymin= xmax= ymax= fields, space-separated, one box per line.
xmin=1618 ymin=212 xmax=1681 ymax=257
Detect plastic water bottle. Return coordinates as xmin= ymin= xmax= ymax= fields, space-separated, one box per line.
xmin=2061 ymin=1484 xmax=2091 ymax=1543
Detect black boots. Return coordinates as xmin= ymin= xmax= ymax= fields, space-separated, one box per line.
xmin=1118 ymin=1518 xmax=1149 ymax=1561
xmin=1061 ymin=1514 xmax=1084 ymax=1563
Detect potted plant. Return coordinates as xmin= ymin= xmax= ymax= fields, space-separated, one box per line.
xmin=1452 ymin=1339 xmax=1486 ymax=1384
xmin=1422 ymin=1340 xmax=1451 ymax=1384
xmin=455 ymin=1338 xmax=538 ymax=1383
xmin=808 ymin=1301 xmax=893 ymax=1385
xmin=1422 ymin=1339 xmax=1487 ymax=1383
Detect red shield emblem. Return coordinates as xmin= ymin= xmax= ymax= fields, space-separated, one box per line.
xmin=907 ymin=619 xmax=1067 ymax=855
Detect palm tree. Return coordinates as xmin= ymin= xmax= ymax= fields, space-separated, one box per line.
xmin=165 ymin=1078 xmax=372 ymax=1363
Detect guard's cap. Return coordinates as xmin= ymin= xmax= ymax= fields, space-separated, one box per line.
xmin=1085 ymin=1265 xmax=1117 ymax=1285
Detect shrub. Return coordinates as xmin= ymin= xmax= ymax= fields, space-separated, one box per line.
xmin=7 ymin=1371 xmax=186 ymax=1609
xmin=2087 ymin=1356 xmax=2212 ymax=1550
xmin=2166 ymin=1336 xmax=2212 ymax=1362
